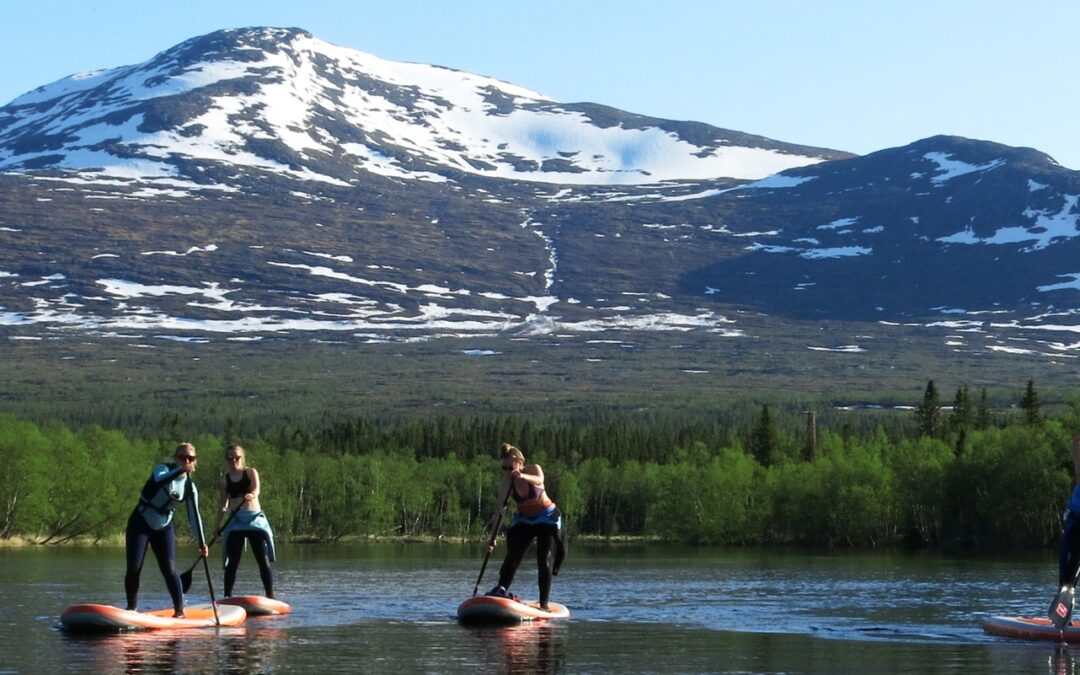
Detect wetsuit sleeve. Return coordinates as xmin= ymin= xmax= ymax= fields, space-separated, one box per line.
xmin=185 ymin=479 xmax=208 ymax=546
xmin=1068 ymin=484 xmax=1080 ymax=515
xmin=150 ymin=463 xmax=185 ymax=486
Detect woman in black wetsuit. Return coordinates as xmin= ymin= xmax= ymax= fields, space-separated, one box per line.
xmin=485 ymin=443 xmax=565 ymax=611
xmin=124 ymin=442 xmax=208 ymax=617
xmin=215 ymin=444 xmax=276 ymax=598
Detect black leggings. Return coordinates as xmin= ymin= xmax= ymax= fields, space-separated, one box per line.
xmin=224 ymin=530 xmax=274 ymax=597
xmin=497 ymin=521 xmax=558 ymax=606
xmin=124 ymin=511 xmax=183 ymax=613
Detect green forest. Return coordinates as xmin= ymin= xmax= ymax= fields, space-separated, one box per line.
xmin=2 ymin=380 xmax=1078 ymax=549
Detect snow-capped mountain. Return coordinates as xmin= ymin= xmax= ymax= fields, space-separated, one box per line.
xmin=0 ymin=27 xmax=846 ymax=187
xmin=1 ymin=27 xmax=1080 ymax=369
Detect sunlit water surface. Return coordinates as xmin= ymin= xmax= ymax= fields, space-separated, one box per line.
xmin=3 ymin=544 xmax=1080 ymax=673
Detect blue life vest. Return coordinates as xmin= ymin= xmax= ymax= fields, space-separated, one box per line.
xmin=136 ymin=463 xmax=206 ymax=544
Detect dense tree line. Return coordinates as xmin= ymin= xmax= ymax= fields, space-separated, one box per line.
xmin=2 ymin=382 xmax=1079 ymax=548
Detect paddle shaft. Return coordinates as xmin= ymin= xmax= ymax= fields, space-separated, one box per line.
xmin=473 ymin=482 xmax=514 ymax=597
xmin=181 ymin=502 xmax=243 ymax=592
xmin=201 ymin=554 xmax=221 ymax=625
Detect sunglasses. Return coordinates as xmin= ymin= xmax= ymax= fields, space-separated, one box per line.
xmin=502 ymin=464 xmax=516 ymax=471
xmin=227 ymin=456 xmax=243 ymax=461
xmin=178 ymin=454 xmax=197 ymax=462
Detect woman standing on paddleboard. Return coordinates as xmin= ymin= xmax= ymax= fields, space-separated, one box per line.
xmin=486 ymin=443 xmax=565 ymax=611
xmin=124 ymin=442 xmax=209 ymax=618
xmin=215 ymin=444 xmax=276 ymax=599
xmin=1058 ymin=435 xmax=1080 ymax=587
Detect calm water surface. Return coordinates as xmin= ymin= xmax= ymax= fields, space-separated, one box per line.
xmin=2 ymin=544 xmax=1080 ymax=673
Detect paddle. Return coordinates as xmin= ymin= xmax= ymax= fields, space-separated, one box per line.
xmin=1050 ymin=509 xmax=1080 ymax=631
xmin=202 ymin=554 xmax=221 ymax=625
xmin=181 ymin=503 xmax=242 ymax=593
xmin=1050 ymin=567 xmax=1080 ymax=631
xmin=472 ymin=483 xmax=513 ymax=597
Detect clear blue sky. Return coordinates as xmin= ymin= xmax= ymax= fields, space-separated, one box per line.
xmin=2 ymin=0 xmax=1078 ymax=169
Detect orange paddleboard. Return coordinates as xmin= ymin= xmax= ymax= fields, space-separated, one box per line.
xmin=60 ymin=603 xmax=246 ymax=632
xmin=219 ymin=595 xmax=291 ymax=617
xmin=457 ymin=596 xmax=570 ymax=624
xmin=981 ymin=615 xmax=1080 ymax=642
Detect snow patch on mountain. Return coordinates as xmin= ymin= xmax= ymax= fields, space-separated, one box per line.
xmin=808 ymin=345 xmax=866 ymax=353
xmin=142 ymin=244 xmax=218 ymax=257
xmin=799 ymin=246 xmax=872 ymax=259
xmin=1039 ymin=273 xmax=1080 ymax=292
xmin=748 ymin=241 xmax=872 ymax=259
xmin=819 ymin=217 xmax=859 ymax=231
xmin=924 ymin=152 xmax=1006 ymax=185
xmin=937 ymin=194 xmax=1080 ymax=250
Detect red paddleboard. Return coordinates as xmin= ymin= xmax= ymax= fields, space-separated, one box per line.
xmin=981 ymin=615 xmax=1080 ymax=642
xmin=457 ymin=596 xmax=570 ymax=624
xmin=60 ymin=603 xmax=246 ymax=632
xmin=218 ymin=595 xmax=291 ymax=617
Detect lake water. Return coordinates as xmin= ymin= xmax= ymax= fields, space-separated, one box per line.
xmin=2 ymin=543 xmax=1079 ymax=673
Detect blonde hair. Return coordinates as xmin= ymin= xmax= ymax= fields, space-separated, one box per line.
xmin=225 ymin=443 xmax=246 ymax=466
xmin=500 ymin=442 xmax=525 ymax=464
xmin=174 ymin=442 xmax=195 ymax=458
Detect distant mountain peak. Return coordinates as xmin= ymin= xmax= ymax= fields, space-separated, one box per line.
xmin=0 ymin=27 xmax=847 ymax=187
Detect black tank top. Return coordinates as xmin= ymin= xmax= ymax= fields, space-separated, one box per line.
xmin=225 ymin=470 xmax=251 ymax=498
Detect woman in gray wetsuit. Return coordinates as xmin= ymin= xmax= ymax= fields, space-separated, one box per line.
xmin=124 ymin=442 xmax=208 ymax=617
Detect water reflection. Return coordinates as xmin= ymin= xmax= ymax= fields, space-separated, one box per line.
xmin=1052 ymin=644 xmax=1080 ymax=675
xmin=59 ymin=625 xmax=289 ymax=674
xmin=461 ymin=622 xmax=568 ymax=674
xmin=63 ymin=630 xmax=184 ymax=674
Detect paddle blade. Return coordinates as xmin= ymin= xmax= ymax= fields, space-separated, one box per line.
xmin=1050 ymin=585 xmax=1076 ymax=630
xmin=180 ymin=568 xmax=194 ymax=593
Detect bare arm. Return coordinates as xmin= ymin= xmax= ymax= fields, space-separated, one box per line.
xmin=247 ymin=468 xmax=261 ymax=501
xmin=516 ymin=464 xmax=545 ymax=487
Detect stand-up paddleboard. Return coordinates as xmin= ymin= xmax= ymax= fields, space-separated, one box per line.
xmin=218 ymin=595 xmax=291 ymax=617
xmin=457 ymin=596 xmax=570 ymax=624
xmin=981 ymin=615 xmax=1080 ymax=642
xmin=60 ymin=603 xmax=246 ymax=632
